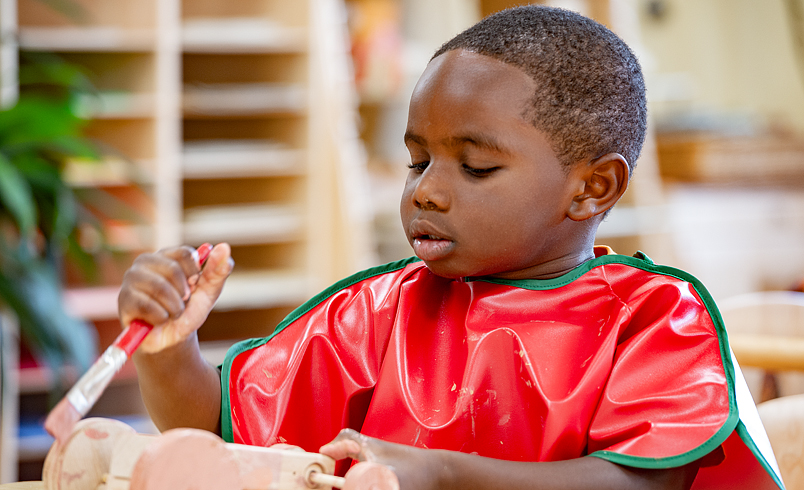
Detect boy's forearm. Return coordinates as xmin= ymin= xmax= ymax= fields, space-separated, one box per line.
xmin=435 ymin=451 xmax=698 ymax=490
xmin=133 ymin=333 xmax=222 ymax=434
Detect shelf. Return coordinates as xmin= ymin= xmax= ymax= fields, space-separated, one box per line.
xmin=18 ymin=27 xmax=155 ymax=52
xmin=214 ymin=270 xmax=308 ymax=311
xmin=7 ymin=0 xmax=369 ymax=479
xmin=199 ymin=340 xmax=236 ymax=366
xmin=63 ymin=286 xmax=119 ymax=321
xmin=18 ymin=361 xmax=137 ymax=397
xmin=182 ymin=83 xmax=306 ymax=117
xmin=72 ymin=92 xmax=156 ymax=120
xmin=18 ymin=366 xmax=77 ymax=396
xmin=104 ymin=223 xmax=155 ymax=251
xmin=67 ymin=271 xmax=305 ymax=318
xmin=657 ymin=133 xmax=804 ymax=184
xmin=64 ymin=157 xmax=154 ymax=188
xmin=182 ymin=18 xmax=306 ymax=53
xmin=62 ymin=270 xmax=308 ymax=326
xmin=183 ymin=203 xmax=303 ymax=245
xmin=17 ymin=414 xmax=157 ymax=462
xmin=183 ymin=140 xmax=305 ymax=179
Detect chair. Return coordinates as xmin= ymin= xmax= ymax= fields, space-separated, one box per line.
xmin=758 ymin=394 xmax=804 ymax=490
xmin=719 ymin=291 xmax=804 ymax=403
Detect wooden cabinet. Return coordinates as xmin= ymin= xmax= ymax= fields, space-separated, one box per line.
xmin=7 ymin=0 xmax=370 ymax=479
xmin=179 ymin=0 xmax=313 ymax=341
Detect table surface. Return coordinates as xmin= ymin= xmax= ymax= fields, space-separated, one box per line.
xmin=0 ymin=482 xmax=44 ymax=490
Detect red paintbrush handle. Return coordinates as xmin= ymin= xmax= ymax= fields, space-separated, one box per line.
xmin=115 ymin=319 xmax=153 ymax=357
xmin=115 ymin=243 xmax=214 ymax=357
xmin=194 ymin=242 xmax=214 ymax=269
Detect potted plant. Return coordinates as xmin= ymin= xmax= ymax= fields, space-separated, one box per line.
xmin=0 ymin=50 xmax=102 ymax=381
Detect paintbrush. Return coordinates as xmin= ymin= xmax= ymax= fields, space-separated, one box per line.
xmin=44 ymin=243 xmax=214 ymax=444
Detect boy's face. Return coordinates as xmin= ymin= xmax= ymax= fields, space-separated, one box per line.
xmin=401 ymin=49 xmax=586 ymax=279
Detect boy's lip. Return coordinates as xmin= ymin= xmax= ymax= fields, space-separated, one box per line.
xmin=409 ymin=221 xmax=455 ymax=261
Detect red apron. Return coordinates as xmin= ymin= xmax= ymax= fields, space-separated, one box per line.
xmin=222 ymin=249 xmax=784 ymax=489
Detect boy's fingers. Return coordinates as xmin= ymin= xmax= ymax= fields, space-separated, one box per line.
xmin=118 ymin=244 xmax=229 ymax=353
xmin=319 ymin=428 xmax=375 ymax=462
xmin=319 ymin=439 xmax=363 ymax=461
xmin=343 ymin=463 xmax=400 ymax=490
xmin=159 ymin=245 xmax=204 ymax=277
xmin=118 ymin=287 xmax=172 ymax=328
xmin=129 ymin=249 xmax=195 ymax=300
xmin=119 ymin=265 xmax=186 ymax=324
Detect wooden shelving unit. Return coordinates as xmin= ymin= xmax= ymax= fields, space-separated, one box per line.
xmin=180 ymin=0 xmax=313 ymax=341
xmin=7 ymin=0 xmax=371 ymax=480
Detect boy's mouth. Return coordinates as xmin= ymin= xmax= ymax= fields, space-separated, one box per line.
xmin=412 ymin=234 xmax=454 ymax=261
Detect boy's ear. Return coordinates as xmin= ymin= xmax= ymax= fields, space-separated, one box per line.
xmin=567 ymin=153 xmax=629 ymax=221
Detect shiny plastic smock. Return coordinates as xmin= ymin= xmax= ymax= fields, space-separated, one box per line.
xmin=221 ymin=247 xmax=784 ymax=489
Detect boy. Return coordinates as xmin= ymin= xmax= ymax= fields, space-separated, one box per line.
xmin=119 ymin=6 xmax=784 ymax=490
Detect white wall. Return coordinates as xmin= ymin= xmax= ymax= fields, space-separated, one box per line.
xmin=640 ymin=0 xmax=804 ymax=133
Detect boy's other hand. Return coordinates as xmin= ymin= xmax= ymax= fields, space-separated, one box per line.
xmin=320 ymin=429 xmax=439 ymax=490
xmin=118 ymin=243 xmax=234 ymax=353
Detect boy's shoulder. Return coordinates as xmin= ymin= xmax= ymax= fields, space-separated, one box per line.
xmin=304 ymin=248 xmax=713 ymax=314
xmin=467 ymin=247 xmax=711 ymax=301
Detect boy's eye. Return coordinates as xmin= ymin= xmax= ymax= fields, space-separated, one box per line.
xmin=407 ymin=161 xmax=429 ymax=172
xmin=462 ymin=164 xmax=498 ymax=177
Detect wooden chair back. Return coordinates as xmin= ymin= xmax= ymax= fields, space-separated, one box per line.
xmin=758 ymin=394 xmax=804 ymax=490
xmin=719 ymin=291 xmax=804 ymax=402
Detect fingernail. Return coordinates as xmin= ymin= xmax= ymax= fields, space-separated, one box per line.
xmin=216 ymin=257 xmax=234 ymax=274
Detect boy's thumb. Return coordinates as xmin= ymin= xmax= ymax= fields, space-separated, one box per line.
xmin=192 ymin=243 xmax=234 ymax=306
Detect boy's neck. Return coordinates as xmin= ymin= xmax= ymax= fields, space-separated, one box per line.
xmin=484 ymin=247 xmax=597 ymax=281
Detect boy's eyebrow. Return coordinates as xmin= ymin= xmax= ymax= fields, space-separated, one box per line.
xmin=404 ymin=131 xmax=427 ymax=147
xmin=404 ymin=131 xmax=511 ymax=155
xmin=446 ymin=133 xmax=511 ymax=155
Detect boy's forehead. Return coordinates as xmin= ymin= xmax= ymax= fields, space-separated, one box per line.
xmin=407 ymin=49 xmax=537 ymax=137
xmin=405 ymin=49 xmax=560 ymax=164
xmin=415 ymin=49 xmax=535 ymax=99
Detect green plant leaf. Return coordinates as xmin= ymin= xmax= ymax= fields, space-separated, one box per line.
xmin=0 ymin=255 xmax=96 ymax=376
xmin=18 ymin=52 xmax=94 ymax=94
xmin=47 ymin=135 xmax=100 ymax=161
xmin=0 ymin=97 xmax=85 ymax=148
xmin=0 ymin=153 xmax=38 ymax=236
xmin=53 ymin=185 xmax=79 ymax=241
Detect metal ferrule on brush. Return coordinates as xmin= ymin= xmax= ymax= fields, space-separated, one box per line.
xmin=65 ymin=345 xmax=128 ymax=416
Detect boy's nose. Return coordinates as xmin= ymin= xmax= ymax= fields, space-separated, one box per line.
xmin=412 ymin=165 xmax=450 ymax=211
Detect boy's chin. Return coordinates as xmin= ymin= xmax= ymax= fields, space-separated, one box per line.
xmin=419 ymin=259 xmax=472 ymax=280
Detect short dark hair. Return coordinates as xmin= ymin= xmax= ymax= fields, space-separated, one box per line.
xmin=433 ymin=5 xmax=647 ymax=174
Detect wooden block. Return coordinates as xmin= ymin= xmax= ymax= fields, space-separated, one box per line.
xmin=106 ymin=433 xmax=157 ymax=490
xmin=42 ymin=418 xmax=136 ymax=490
xmin=42 ymin=418 xmax=346 ymax=490
xmin=129 ymin=429 xmax=242 ymax=490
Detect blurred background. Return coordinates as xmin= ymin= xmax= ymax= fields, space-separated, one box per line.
xmin=0 ymin=0 xmax=803 ymax=482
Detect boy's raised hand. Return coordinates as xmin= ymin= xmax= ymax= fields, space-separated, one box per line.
xmin=118 ymin=243 xmax=234 ymax=353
